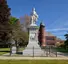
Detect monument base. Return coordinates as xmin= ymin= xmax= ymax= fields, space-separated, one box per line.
xmin=23 ymin=41 xmax=45 ymax=56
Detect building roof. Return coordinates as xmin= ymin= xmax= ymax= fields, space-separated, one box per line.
xmin=46 ymin=32 xmax=55 ymax=36
xmin=56 ymin=38 xmax=61 ymax=40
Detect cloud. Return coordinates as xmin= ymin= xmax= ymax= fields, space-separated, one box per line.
xmin=46 ymin=28 xmax=67 ymax=40
xmin=46 ymin=28 xmax=68 ymax=31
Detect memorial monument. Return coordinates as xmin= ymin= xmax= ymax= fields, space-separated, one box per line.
xmin=23 ymin=8 xmax=45 ymax=56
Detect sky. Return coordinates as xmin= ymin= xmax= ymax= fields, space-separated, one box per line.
xmin=7 ymin=0 xmax=68 ymax=40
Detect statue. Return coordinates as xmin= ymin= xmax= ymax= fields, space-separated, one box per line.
xmin=30 ymin=8 xmax=38 ymax=24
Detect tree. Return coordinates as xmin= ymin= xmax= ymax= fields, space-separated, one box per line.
xmin=0 ymin=0 xmax=11 ymax=45
xmin=9 ymin=16 xmax=29 ymax=47
xmin=8 ymin=16 xmax=29 ymax=52
xmin=64 ymin=33 xmax=68 ymax=49
xmin=64 ymin=34 xmax=68 ymax=40
xmin=20 ymin=15 xmax=30 ymax=32
xmin=0 ymin=0 xmax=11 ymax=29
xmin=9 ymin=16 xmax=19 ymax=25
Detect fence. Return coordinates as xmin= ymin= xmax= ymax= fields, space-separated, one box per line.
xmin=0 ymin=46 xmax=68 ymax=57
xmin=22 ymin=46 xmax=68 ymax=57
xmin=22 ymin=46 xmax=58 ymax=57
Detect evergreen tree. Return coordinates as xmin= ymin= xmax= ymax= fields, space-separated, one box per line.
xmin=64 ymin=33 xmax=68 ymax=49
xmin=0 ymin=0 xmax=11 ymax=43
xmin=0 ymin=0 xmax=11 ymax=25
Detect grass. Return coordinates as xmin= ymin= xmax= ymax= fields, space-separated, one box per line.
xmin=19 ymin=47 xmax=25 ymax=51
xmin=0 ymin=47 xmax=24 ymax=55
xmin=0 ymin=47 xmax=24 ymax=51
xmin=0 ymin=48 xmax=10 ymax=51
xmin=56 ymin=47 xmax=68 ymax=53
xmin=0 ymin=48 xmax=10 ymax=55
xmin=0 ymin=60 xmax=68 ymax=64
xmin=0 ymin=52 xmax=8 ymax=55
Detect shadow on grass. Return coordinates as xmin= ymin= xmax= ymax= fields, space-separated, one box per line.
xmin=0 ymin=51 xmax=10 ymax=52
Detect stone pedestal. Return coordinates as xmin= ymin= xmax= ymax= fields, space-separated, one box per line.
xmin=23 ymin=25 xmax=44 ymax=56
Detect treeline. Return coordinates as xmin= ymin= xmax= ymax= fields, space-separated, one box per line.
xmin=0 ymin=0 xmax=30 ymax=47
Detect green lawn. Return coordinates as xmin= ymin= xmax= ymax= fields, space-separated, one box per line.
xmin=56 ymin=47 xmax=68 ymax=53
xmin=0 ymin=48 xmax=10 ymax=55
xmin=0 ymin=48 xmax=10 ymax=51
xmin=0 ymin=47 xmax=24 ymax=51
xmin=0 ymin=52 xmax=8 ymax=55
xmin=0 ymin=60 xmax=68 ymax=64
xmin=19 ymin=47 xmax=25 ymax=51
xmin=0 ymin=47 xmax=24 ymax=55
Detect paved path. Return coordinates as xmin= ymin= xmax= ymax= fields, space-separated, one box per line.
xmin=2 ymin=52 xmax=68 ymax=58
xmin=0 ymin=56 xmax=68 ymax=60
xmin=1 ymin=52 xmax=68 ymax=60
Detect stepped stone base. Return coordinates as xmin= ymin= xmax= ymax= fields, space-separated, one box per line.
xmin=23 ymin=41 xmax=45 ymax=56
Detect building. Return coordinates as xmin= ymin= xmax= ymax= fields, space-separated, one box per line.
xmin=46 ymin=32 xmax=56 ymax=45
xmin=38 ymin=23 xmax=64 ymax=46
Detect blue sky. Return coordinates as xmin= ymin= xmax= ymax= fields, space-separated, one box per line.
xmin=7 ymin=0 xmax=68 ymax=40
